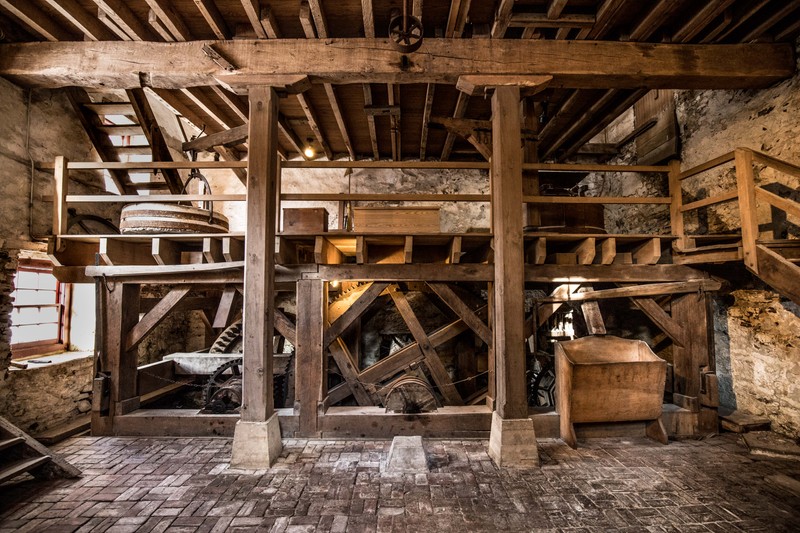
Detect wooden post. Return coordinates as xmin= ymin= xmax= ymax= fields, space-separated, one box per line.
xmin=105 ymin=283 xmax=141 ymax=418
xmin=668 ymin=159 xmax=685 ymax=250
xmin=52 ymin=156 xmax=69 ymax=250
xmin=735 ymin=148 xmax=759 ymax=273
xmin=231 ymin=85 xmax=282 ymax=468
xmin=491 ymin=86 xmax=527 ymax=420
xmin=488 ymin=86 xmax=538 ymax=466
xmin=295 ymin=279 xmax=325 ymax=436
xmin=522 ymin=98 xmax=540 ymax=228
xmin=671 ymin=292 xmax=712 ymax=411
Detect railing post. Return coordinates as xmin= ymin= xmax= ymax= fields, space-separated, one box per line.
xmin=52 ymin=156 xmax=69 ymax=251
xmin=668 ymin=159 xmax=686 ymax=250
xmin=734 ymin=148 xmax=759 ymax=273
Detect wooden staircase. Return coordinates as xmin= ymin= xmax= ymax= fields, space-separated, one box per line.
xmin=0 ymin=416 xmax=80 ymax=484
xmin=672 ymin=148 xmax=800 ymax=305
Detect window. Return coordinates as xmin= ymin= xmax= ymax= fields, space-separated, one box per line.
xmin=10 ymin=259 xmax=69 ymax=359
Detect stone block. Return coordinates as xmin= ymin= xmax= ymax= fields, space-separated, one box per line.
xmin=488 ymin=412 xmax=540 ymax=468
xmin=230 ymin=413 xmax=283 ymax=469
xmin=384 ymin=436 xmax=428 ymax=473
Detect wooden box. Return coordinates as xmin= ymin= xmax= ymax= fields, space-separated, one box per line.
xmin=555 ymin=335 xmax=668 ymax=448
xmin=353 ymin=207 xmax=440 ymax=233
xmin=282 ymin=207 xmax=329 ymax=234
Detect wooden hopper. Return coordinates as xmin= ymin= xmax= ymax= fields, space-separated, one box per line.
xmin=555 ymin=335 xmax=668 ymax=448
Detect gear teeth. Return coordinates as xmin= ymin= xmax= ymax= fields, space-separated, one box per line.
xmin=209 ymin=319 xmax=243 ymax=353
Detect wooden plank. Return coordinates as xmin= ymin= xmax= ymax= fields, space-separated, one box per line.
xmin=491 ymin=86 xmax=527 ymax=420
xmin=538 ymin=280 xmax=720 ymax=303
xmin=240 ymin=86 xmax=279 ymax=422
xmin=355 ymin=236 xmax=367 ymax=264
xmin=756 ymin=187 xmax=800 ymax=221
xmin=420 ymin=83 xmax=435 ymax=160
xmin=95 ymin=0 xmax=156 ymax=41
xmin=240 ymin=0 xmax=268 ymax=38
xmin=680 ymin=191 xmax=738 ymax=213
xmin=144 ymin=0 xmax=190 ymax=41
xmin=126 ymin=287 xmax=191 ymax=351
xmin=679 ymin=151 xmax=736 ymax=180
xmin=52 ymin=156 xmax=68 ymax=246
xmin=441 ymin=92 xmax=469 ymax=161
xmin=296 ymin=92 xmax=333 ymax=160
xmin=314 ymin=237 xmax=343 ymax=265
xmin=404 ymin=236 xmax=413 ymax=264
xmin=274 ymin=308 xmax=296 ymax=346
xmin=388 ymin=286 xmax=463 ymax=405
xmin=260 ymin=4 xmax=281 ymax=38
xmin=491 ymin=0 xmax=515 ymax=38
xmin=735 ymin=148 xmax=759 ymax=272
xmin=597 ymin=238 xmax=616 ymax=265
xmin=572 ymin=238 xmax=596 ymax=265
xmin=328 ymin=338 xmax=373 ymax=406
xmin=324 ymin=282 xmax=389 ymax=347
xmin=448 ymin=236 xmax=462 ymax=264
xmin=105 ymin=283 xmax=141 ymax=416
xmin=672 ymin=293 xmax=711 ymax=402
xmin=295 ymin=279 xmax=324 ymax=436
xmin=578 ymin=286 xmax=606 ymax=335
xmin=222 ymin=237 xmax=244 ymax=262
xmin=526 ymin=237 xmax=547 ymax=265
xmin=99 ymin=239 xmax=156 ymax=266
xmin=202 ymin=237 xmax=224 ymax=263
xmin=427 ymin=283 xmax=492 ymax=345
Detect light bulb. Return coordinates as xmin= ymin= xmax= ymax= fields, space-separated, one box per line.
xmin=303 ymin=146 xmax=315 ymax=158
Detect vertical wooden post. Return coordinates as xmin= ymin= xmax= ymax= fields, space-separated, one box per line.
xmin=53 ymin=156 xmax=69 ymax=250
xmin=231 ymin=85 xmax=282 ymax=468
xmin=488 ymin=86 xmax=538 ymax=467
xmin=295 ymin=278 xmax=325 ymax=437
xmin=671 ymin=292 xmax=712 ymax=407
xmin=522 ymin=98 xmax=541 ymax=228
xmin=668 ymin=159 xmax=685 ymax=249
xmin=486 ymin=281 xmax=495 ymax=410
xmin=105 ymin=283 xmax=140 ymax=417
xmin=735 ymin=148 xmax=759 ymax=273
xmin=490 ymin=86 xmax=527 ymax=420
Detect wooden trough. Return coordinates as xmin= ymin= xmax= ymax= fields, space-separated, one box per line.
xmin=555 ymin=335 xmax=668 ymax=448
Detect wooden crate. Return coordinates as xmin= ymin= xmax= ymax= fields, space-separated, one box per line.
xmin=353 ymin=207 xmax=440 ymax=233
xmin=282 ymin=207 xmax=328 ymax=234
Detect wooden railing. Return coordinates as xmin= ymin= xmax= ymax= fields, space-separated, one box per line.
xmin=671 ymin=147 xmax=800 ymax=274
xmin=51 ymin=156 xmax=673 ymax=241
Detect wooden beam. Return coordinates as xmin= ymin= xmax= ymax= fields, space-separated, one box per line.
xmin=509 ymin=13 xmax=595 ymax=29
xmin=180 ymin=87 xmax=235 ymax=130
xmin=307 ymin=0 xmax=329 ymax=40
xmin=419 ymin=83 xmax=435 ymax=161
xmin=278 ymin=115 xmax=308 ymax=159
xmin=491 ymin=86 xmax=526 ymax=420
xmin=126 ymin=286 xmax=191 ymax=350
xmin=3 ymin=40 xmax=793 ymax=90
xmin=44 ymin=0 xmax=115 ymax=40
xmin=630 ymin=296 xmax=685 ymax=347
xmin=491 ymin=0 xmax=515 ymax=38
xmin=0 ymin=0 xmax=74 ymax=41
xmin=144 ymin=0 xmax=191 ymax=41
xmin=193 ymin=0 xmax=231 ymax=39
xmin=94 ymin=0 xmax=158 ymax=41
xmin=363 ymin=84 xmax=380 ymax=160
xmin=432 ymin=116 xmax=492 ymax=160
xmin=182 ymin=124 xmax=248 ymax=152
xmin=126 ymin=88 xmax=184 ymax=194
xmin=105 ymin=284 xmax=141 ymax=416
xmin=241 ymin=0 xmax=268 ymax=38
xmin=441 ymin=92 xmax=469 ymax=161
xmin=361 ymin=0 xmax=374 ymax=37
xmin=295 ymin=279 xmax=324 ymax=435
xmin=427 ymin=283 xmax=492 ymax=345
xmin=445 ymin=0 xmax=472 ymax=38
xmin=588 ymin=0 xmax=628 ymax=39
xmin=741 ymin=0 xmax=800 ymax=42
xmin=672 ymin=0 xmax=735 ymax=43
xmin=260 ymin=4 xmax=281 ymax=39
xmin=387 ymin=83 xmax=401 ymax=160
xmin=240 ymin=86 xmax=279 ymax=422
xmin=324 ymin=282 xmax=389 ymax=347
xmin=296 ymin=92 xmax=333 ymax=160
xmin=538 ymin=280 xmax=721 ymax=303
xmin=328 ymin=338 xmax=373 ymax=406
xmin=457 ymin=74 xmax=552 ymax=96
xmin=388 ymin=285 xmax=463 ymax=405
xmin=629 ymin=0 xmax=683 ymax=41
xmin=547 ymin=0 xmax=569 ymax=19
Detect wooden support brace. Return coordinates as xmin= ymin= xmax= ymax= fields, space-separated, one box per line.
xmin=526 ymin=237 xmax=547 ymax=264
xmin=597 ymin=237 xmax=616 ymax=264
xmin=572 ymin=238 xmax=596 ymax=265
xmin=203 ymin=237 xmax=224 ymax=263
xmin=222 ymin=237 xmax=244 ymax=262
xmin=213 ymin=286 xmax=239 ymax=329
xmin=356 ymin=236 xmax=368 ymax=264
xmin=314 ymin=236 xmax=343 ymax=265
xmin=633 ymin=237 xmax=662 ymax=265
xmin=427 ymin=282 xmax=492 ymax=345
xmin=328 ymin=338 xmax=373 ymax=406
xmin=324 ymin=282 xmax=389 ymax=347
xmin=100 ymin=238 xmax=156 ymax=266
xmin=126 ymin=286 xmax=192 ymax=351
xmin=447 ymin=236 xmax=462 ymax=264
xmin=404 ymin=236 xmax=413 ymax=264
xmin=151 ymin=237 xmax=180 ymax=266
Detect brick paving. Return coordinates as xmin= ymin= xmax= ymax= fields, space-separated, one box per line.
xmin=1 ymin=433 xmax=798 ymax=532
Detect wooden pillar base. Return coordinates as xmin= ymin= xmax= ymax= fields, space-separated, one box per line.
xmin=230 ymin=414 xmax=282 ymax=469
xmin=488 ymin=411 xmax=540 ymax=468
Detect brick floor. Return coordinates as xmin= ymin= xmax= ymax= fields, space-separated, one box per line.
xmin=1 ymin=434 xmax=798 ymax=532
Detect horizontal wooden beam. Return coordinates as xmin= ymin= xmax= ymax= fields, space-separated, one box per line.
xmin=1 ymin=40 xmax=793 ymax=90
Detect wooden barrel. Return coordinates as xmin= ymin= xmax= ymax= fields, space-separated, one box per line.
xmin=119 ymin=203 xmax=229 ymax=234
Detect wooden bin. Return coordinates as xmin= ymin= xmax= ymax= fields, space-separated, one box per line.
xmin=282 ymin=207 xmax=329 ymax=234
xmin=352 ymin=207 xmax=440 ymax=233
xmin=555 ymin=335 xmax=668 ymax=448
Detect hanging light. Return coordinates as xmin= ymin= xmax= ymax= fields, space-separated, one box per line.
xmin=303 ymin=139 xmax=315 ymax=159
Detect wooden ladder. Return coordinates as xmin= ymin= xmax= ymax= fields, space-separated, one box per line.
xmin=0 ymin=416 xmax=81 ymax=484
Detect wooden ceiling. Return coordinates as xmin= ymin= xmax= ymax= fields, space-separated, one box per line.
xmin=1 ymin=0 xmax=798 ymax=163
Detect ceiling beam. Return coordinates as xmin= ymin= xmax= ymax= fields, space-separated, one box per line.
xmin=43 ymin=0 xmax=115 ymax=41
xmin=491 ymin=0 xmax=514 ymax=38
xmin=629 ymin=0 xmax=682 ymax=41
xmin=542 ymin=89 xmax=618 ymax=159
xmin=716 ymin=0 xmax=770 ymax=41
xmin=94 ymin=0 xmax=158 ymax=41
xmin=278 ymin=116 xmax=309 ymax=160
xmin=144 ymin=0 xmax=191 ymax=41
xmin=361 ymin=0 xmax=374 ymax=37
xmin=180 ymin=87 xmax=236 ymax=130
xmin=547 ymin=0 xmax=569 ymax=20
xmin=509 ymin=13 xmax=595 ymax=29
xmin=300 ymin=0 xmax=353 ymax=160
xmin=296 ymin=92 xmax=333 ymax=160
xmin=193 ymin=0 xmax=231 ymax=40
xmin=241 ymin=0 xmax=268 ymax=38
xmin=419 ymin=83 xmax=435 ymax=161
xmin=388 ymin=84 xmax=401 ymax=160
xmin=587 ymin=0 xmax=627 ymax=40
xmin=0 ymin=0 xmax=74 ymax=41
xmin=441 ymin=92 xmax=469 ymax=161
xmin=96 ymin=7 xmax=131 ymax=40
xmin=361 ymin=0 xmax=378 ymax=159
xmin=445 ymin=0 xmax=471 ymax=38
xmin=671 ymin=0 xmax=735 ymax=43
xmin=740 ymin=0 xmax=800 ymax=42
xmin=1 ymin=40 xmax=794 ymax=90
xmin=209 ymin=86 xmax=248 ymax=123
xmin=260 ymin=5 xmax=281 ymax=38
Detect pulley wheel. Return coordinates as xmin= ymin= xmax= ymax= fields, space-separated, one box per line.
xmin=388 ymin=15 xmax=424 ymax=53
